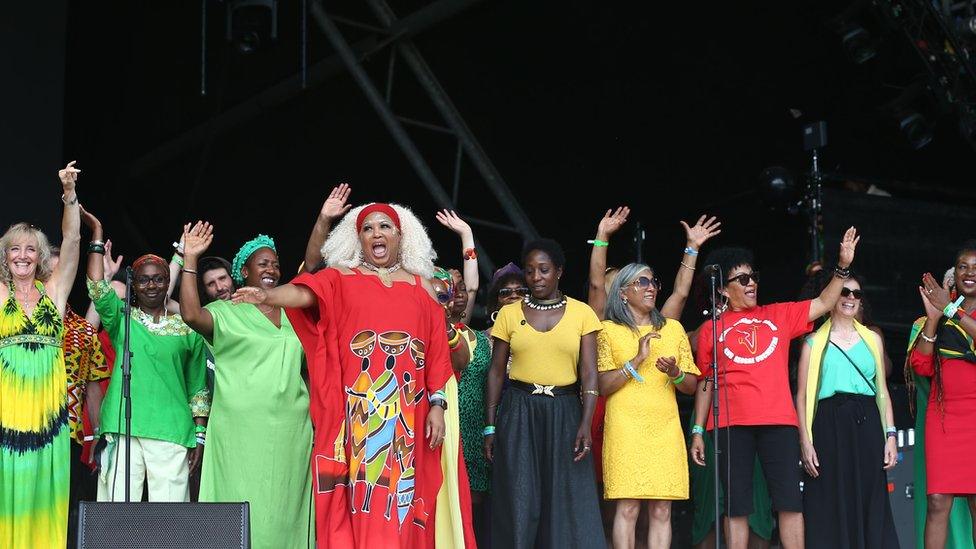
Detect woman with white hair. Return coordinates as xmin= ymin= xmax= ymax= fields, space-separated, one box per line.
xmin=0 ymin=162 xmax=82 ymax=548
xmin=596 ymin=262 xmax=699 ymax=549
xmin=234 ymin=199 xmax=452 ymax=549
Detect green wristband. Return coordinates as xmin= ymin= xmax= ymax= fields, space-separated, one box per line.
xmin=671 ymin=371 xmax=686 ymax=385
xmin=587 ymin=239 xmax=609 ymax=247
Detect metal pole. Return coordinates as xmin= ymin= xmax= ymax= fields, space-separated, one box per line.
xmin=310 ymin=2 xmax=496 ymax=276
xmin=363 ymin=0 xmax=539 ymax=241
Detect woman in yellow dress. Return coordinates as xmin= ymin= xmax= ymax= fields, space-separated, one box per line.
xmin=597 ymin=262 xmax=699 ymax=549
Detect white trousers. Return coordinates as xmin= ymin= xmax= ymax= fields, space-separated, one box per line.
xmin=97 ymin=435 xmax=190 ymax=502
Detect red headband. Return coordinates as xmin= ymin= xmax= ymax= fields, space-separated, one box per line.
xmin=132 ymin=254 xmax=168 ymax=274
xmin=356 ymin=204 xmax=401 ymax=231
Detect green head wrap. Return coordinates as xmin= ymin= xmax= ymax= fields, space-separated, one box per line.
xmin=232 ymin=234 xmax=277 ymax=286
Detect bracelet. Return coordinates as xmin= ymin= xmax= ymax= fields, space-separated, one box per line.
xmin=684 ymin=246 xmax=699 ymax=256
xmin=482 ymin=425 xmax=496 ymax=436
xmin=680 ymin=261 xmax=695 ymax=271
xmin=194 ymin=424 xmax=207 ymax=434
xmin=582 ymin=389 xmax=599 ymax=397
xmin=182 ymin=268 xmax=198 ymax=275
xmin=87 ymin=244 xmax=106 ymax=255
xmin=671 ymin=371 xmax=686 ymax=385
xmin=691 ymin=424 xmax=705 ymax=436
xmin=446 ymin=330 xmax=461 ymax=349
xmin=429 ymin=389 xmax=446 ymax=402
xmin=172 ymin=254 xmax=185 ymax=268
xmin=463 ymin=247 xmax=477 ymax=260
xmin=623 ymin=361 xmax=645 ymax=383
xmin=90 ymin=240 xmax=105 ymax=247
xmin=833 ymin=265 xmax=851 ymax=279
xmin=195 ymin=436 xmax=206 ymax=446
xmin=919 ymin=332 xmax=937 ymax=343
xmin=429 ymin=397 xmax=448 ymax=410
xmin=61 ymin=193 xmax=78 ymax=205
xmin=944 ymin=296 xmax=965 ymax=319
xmin=587 ymin=239 xmax=609 ymax=247
xmin=619 ymin=367 xmax=631 ymax=380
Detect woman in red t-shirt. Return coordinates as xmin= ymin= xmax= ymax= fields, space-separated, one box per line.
xmin=910 ymin=241 xmax=976 ymax=548
xmin=689 ymin=227 xmax=859 ymax=549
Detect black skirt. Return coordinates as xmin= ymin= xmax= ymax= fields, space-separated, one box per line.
xmin=804 ymin=393 xmax=900 ymax=549
xmin=490 ymin=382 xmax=604 ymax=549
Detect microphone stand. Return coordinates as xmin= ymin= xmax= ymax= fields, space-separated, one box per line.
xmin=708 ymin=267 xmax=723 ymax=548
xmin=122 ymin=267 xmax=134 ymax=502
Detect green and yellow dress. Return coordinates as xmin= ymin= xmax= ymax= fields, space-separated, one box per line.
xmin=0 ymin=281 xmax=70 ymax=548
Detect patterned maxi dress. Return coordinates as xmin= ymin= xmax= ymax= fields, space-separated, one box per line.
xmin=0 ymin=282 xmax=69 ymax=548
xmin=458 ymin=329 xmax=491 ymax=493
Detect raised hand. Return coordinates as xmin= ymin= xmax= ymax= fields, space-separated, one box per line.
xmin=103 ymin=240 xmax=124 ymax=281
xmin=183 ymin=221 xmax=214 ymax=259
xmin=596 ymin=206 xmax=630 ymax=239
xmin=321 ymin=183 xmax=353 ymax=222
xmin=232 ymin=286 xmax=267 ymax=305
xmin=58 ymin=161 xmax=81 ymax=193
xmin=921 ymin=272 xmax=951 ymax=313
xmin=680 ymin=215 xmax=722 ymax=250
xmin=838 ymin=226 xmax=860 ymax=268
xmin=435 ymin=209 xmax=473 ymax=238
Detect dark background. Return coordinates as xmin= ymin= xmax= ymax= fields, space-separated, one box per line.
xmin=8 ymin=0 xmax=976 ymax=378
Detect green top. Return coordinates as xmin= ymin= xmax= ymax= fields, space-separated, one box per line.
xmin=806 ymin=338 xmax=876 ymax=400
xmin=88 ymin=279 xmax=208 ymax=448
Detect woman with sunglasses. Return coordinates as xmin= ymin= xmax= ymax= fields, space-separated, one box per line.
xmin=84 ymin=211 xmax=209 ymax=504
xmin=910 ymin=242 xmax=976 ymax=548
xmin=690 ymin=227 xmax=859 ymax=549
xmin=796 ymin=276 xmax=899 ymax=548
xmin=485 ymin=238 xmax=604 ymax=548
xmin=597 ymin=263 xmax=699 ymax=548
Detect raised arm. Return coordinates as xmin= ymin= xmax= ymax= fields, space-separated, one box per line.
xmin=180 ymin=222 xmax=216 ymax=340
xmin=82 ymin=206 xmax=106 ymax=284
xmin=50 ymin=162 xmax=82 ymax=313
xmin=587 ymin=207 xmax=630 ymax=319
xmin=660 ymin=215 xmax=721 ymax=319
xmin=304 ymin=184 xmax=352 ymax=273
xmin=809 ymin=227 xmax=860 ymax=321
xmin=232 ymin=283 xmax=316 ymax=309
xmin=435 ymin=209 xmax=479 ymax=321
xmin=921 ymin=271 xmax=976 ymax=340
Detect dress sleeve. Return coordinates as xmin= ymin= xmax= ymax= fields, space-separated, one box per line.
xmin=186 ymin=333 xmax=211 ymax=418
xmin=86 ymin=327 xmax=110 ymax=382
xmin=671 ymin=322 xmax=700 ymax=375
xmin=910 ymin=347 xmax=936 ymax=377
xmin=87 ymin=279 xmax=123 ymax=336
xmin=597 ymin=328 xmax=617 ymax=373
xmin=284 ymin=269 xmax=336 ymax=366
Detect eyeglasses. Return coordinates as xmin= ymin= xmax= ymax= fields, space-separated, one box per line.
xmin=840 ymin=287 xmax=864 ymax=300
xmin=435 ymin=291 xmax=453 ymax=305
xmin=497 ymin=287 xmax=530 ymax=299
xmin=630 ymin=276 xmax=662 ymax=290
xmin=135 ymin=275 xmax=168 ymax=286
xmin=727 ymin=271 xmax=759 ymax=286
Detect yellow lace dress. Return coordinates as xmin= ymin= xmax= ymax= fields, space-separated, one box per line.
xmin=597 ymin=319 xmax=699 ymax=499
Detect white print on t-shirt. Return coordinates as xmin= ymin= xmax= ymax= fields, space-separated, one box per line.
xmin=718 ymin=317 xmax=780 ymax=365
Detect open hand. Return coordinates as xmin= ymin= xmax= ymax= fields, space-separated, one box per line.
xmin=102 ymin=240 xmax=124 ymax=281
xmin=838 ymin=226 xmax=860 ymax=268
xmin=183 ymin=221 xmax=214 ymax=259
xmin=681 ymin=215 xmax=722 ymax=250
xmin=596 ymin=206 xmax=630 ymax=239
xmin=321 ymin=183 xmax=353 ymax=221
xmin=435 ymin=209 xmax=473 ymax=238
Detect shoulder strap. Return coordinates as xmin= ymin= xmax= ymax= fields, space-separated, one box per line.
xmin=827 ymin=339 xmax=877 ymax=395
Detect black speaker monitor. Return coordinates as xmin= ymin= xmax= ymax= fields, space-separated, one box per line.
xmin=77 ymin=502 xmax=250 ymax=549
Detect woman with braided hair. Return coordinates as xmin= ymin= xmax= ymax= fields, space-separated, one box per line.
xmin=910 ymin=241 xmax=976 ymax=547
xmin=234 ymin=200 xmax=452 ymax=548
xmin=179 ymin=225 xmax=314 ymax=549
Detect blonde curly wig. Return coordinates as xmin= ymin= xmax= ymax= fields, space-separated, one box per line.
xmin=321 ymin=203 xmax=437 ymax=279
xmin=0 ymin=222 xmax=54 ymax=283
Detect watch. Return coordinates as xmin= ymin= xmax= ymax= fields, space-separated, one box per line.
xmin=429 ymin=397 xmax=448 ymax=410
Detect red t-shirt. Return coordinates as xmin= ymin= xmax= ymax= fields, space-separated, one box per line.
xmin=696 ymin=300 xmax=813 ymax=429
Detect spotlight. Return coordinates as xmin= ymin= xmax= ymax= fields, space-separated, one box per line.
xmin=226 ymin=0 xmax=278 ymax=55
xmin=759 ymin=166 xmax=800 ymax=213
xmin=838 ymin=22 xmax=877 ymax=64
xmin=894 ymin=110 xmax=933 ymax=149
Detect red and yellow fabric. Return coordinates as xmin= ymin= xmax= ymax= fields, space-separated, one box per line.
xmin=62 ymin=308 xmax=109 ymax=446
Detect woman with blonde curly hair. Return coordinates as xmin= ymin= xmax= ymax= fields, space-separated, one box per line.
xmin=0 ymin=162 xmax=82 ymax=548
xmin=235 ymin=194 xmax=452 ymax=549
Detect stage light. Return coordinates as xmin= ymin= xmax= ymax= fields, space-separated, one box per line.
xmin=226 ymin=0 xmax=277 ymax=55
xmin=759 ymin=166 xmax=800 ymax=213
xmin=839 ymin=23 xmax=878 ymax=64
xmin=895 ymin=110 xmax=933 ymax=149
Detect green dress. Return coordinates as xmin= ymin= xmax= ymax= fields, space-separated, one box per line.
xmin=458 ymin=329 xmax=491 ymax=493
xmin=0 ymin=282 xmax=70 ymax=548
xmin=199 ymin=300 xmax=314 ymax=549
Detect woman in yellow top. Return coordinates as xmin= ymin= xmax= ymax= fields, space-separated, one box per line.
xmin=484 ymin=238 xmax=603 ymax=549
xmin=597 ymin=262 xmax=699 ymax=549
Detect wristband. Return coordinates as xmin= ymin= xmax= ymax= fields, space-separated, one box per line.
xmin=691 ymin=424 xmax=705 ymax=436
xmin=587 ymin=239 xmax=609 ymax=247
xmin=194 ymin=424 xmax=207 ymax=434
xmin=944 ymin=296 xmax=965 ymax=319
xmin=62 ymin=193 xmax=79 ymax=205
xmin=684 ymin=246 xmax=699 ymax=256
xmin=172 ymin=254 xmax=185 ymax=268
xmin=623 ymin=361 xmax=644 ymax=383
xmin=671 ymin=371 xmax=686 ymax=385
xmin=833 ymin=265 xmax=851 ymax=279
xmin=483 ymin=425 xmax=495 ymax=436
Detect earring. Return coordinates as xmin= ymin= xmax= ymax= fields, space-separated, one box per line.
xmin=622 ymin=297 xmax=628 ymax=303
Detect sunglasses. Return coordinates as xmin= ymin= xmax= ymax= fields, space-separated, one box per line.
xmin=727 ymin=271 xmax=759 ymax=286
xmin=135 ymin=275 xmax=168 ymax=286
xmin=630 ymin=276 xmax=662 ymax=290
xmin=497 ymin=287 xmax=530 ymax=299
xmin=840 ymin=287 xmax=864 ymax=300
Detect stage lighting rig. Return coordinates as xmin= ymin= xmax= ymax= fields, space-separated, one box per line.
xmin=226 ymin=0 xmax=278 ymax=54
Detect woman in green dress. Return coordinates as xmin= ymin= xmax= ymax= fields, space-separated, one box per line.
xmin=179 ymin=224 xmax=314 ymax=549
xmin=0 ymin=162 xmax=82 ymax=548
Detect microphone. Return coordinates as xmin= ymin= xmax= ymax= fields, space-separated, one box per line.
xmin=702 ymin=264 xmax=721 ymax=276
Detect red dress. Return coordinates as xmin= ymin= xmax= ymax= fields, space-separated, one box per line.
xmin=910 ymin=314 xmax=976 ymax=495
xmin=286 ymin=269 xmax=454 ymax=548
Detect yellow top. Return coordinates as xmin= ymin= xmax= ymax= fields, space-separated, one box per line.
xmin=490 ymin=297 xmax=602 ymax=386
xmin=597 ymin=319 xmax=699 ymax=499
